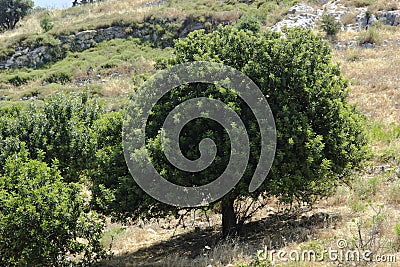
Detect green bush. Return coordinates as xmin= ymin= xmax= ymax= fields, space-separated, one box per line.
xmin=0 ymin=92 xmax=103 ymax=182
xmin=0 ymin=148 xmax=107 ymax=266
xmin=0 ymin=0 xmax=34 ymax=31
xmin=7 ymin=74 xmax=32 ymax=86
xmin=235 ymin=15 xmax=261 ymax=32
xmin=321 ymin=14 xmax=341 ymax=37
xmin=40 ymin=16 xmax=54 ymax=32
xmin=44 ymin=71 xmax=72 ymax=84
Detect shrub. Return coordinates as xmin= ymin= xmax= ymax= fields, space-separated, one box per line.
xmin=358 ymin=26 xmax=381 ymax=45
xmin=7 ymin=74 xmax=31 ymax=86
xmin=40 ymin=16 xmax=54 ymax=32
xmin=353 ymin=176 xmax=379 ymax=200
xmin=395 ymin=222 xmax=400 ymax=236
xmin=0 ymin=92 xmax=103 ymax=182
xmin=0 ymin=148 xmax=107 ymax=266
xmin=388 ymin=180 xmax=400 ymax=204
xmin=235 ymin=15 xmax=261 ymax=32
xmin=44 ymin=71 xmax=72 ymax=84
xmin=321 ymin=14 xmax=341 ymax=37
xmin=347 ymin=53 xmax=361 ymax=62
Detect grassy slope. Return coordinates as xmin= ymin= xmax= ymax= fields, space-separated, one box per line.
xmin=0 ymin=0 xmax=399 ymax=266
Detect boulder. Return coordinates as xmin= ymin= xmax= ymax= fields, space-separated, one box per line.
xmin=288 ymin=4 xmax=314 ymax=14
xmin=378 ymin=10 xmax=400 ymax=26
xmin=271 ymin=13 xmax=317 ymax=31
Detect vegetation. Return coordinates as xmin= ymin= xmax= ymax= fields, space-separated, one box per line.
xmin=40 ymin=15 xmax=53 ymax=32
xmin=0 ymin=147 xmax=107 ymax=265
xmin=321 ymin=14 xmax=341 ymax=38
xmin=0 ymin=0 xmax=34 ymax=31
xmin=91 ymin=26 xmax=368 ymax=237
xmin=0 ymin=0 xmax=399 ymax=265
xmin=358 ymin=25 xmax=382 ymax=44
xmin=235 ymin=15 xmax=261 ymax=32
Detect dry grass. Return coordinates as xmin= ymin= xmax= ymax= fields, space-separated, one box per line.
xmin=97 ymin=176 xmax=400 ymax=266
xmin=343 ymin=0 xmax=398 ymax=11
xmin=332 ymin=28 xmax=400 ymax=125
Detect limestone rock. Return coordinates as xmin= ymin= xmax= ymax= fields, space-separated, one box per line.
xmin=288 ymin=4 xmax=314 ymax=14
xmin=378 ymin=10 xmax=400 ymax=26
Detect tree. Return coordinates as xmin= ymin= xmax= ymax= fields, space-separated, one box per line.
xmin=0 ymin=92 xmax=102 ymax=183
xmin=235 ymin=14 xmax=261 ymax=32
xmin=321 ymin=14 xmax=341 ymax=39
xmin=91 ymin=26 xmax=367 ymax=237
xmin=0 ymin=0 xmax=33 ymax=31
xmin=0 ymin=147 xmax=107 ymax=265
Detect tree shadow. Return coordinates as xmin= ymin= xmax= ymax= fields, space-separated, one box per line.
xmin=97 ymin=211 xmax=340 ymax=266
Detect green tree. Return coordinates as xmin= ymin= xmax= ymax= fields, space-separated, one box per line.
xmin=321 ymin=14 xmax=341 ymax=38
xmin=0 ymin=0 xmax=34 ymax=31
xmin=0 ymin=147 xmax=107 ymax=266
xmin=40 ymin=15 xmax=53 ymax=32
xmin=0 ymin=92 xmax=102 ymax=182
xmin=92 ymin=26 xmax=367 ymax=237
xmin=235 ymin=15 xmax=261 ymax=32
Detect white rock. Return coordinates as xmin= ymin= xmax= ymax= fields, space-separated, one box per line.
xmin=288 ymin=4 xmax=315 ymax=14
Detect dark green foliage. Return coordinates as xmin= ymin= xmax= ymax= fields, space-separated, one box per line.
xmin=8 ymin=74 xmax=31 ymax=86
xmin=165 ymin=26 xmax=368 ymax=203
xmin=89 ymin=110 xmax=178 ymax=222
xmin=44 ymin=71 xmax=72 ymax=84
xmin=0 ymin=0 xmax=33 ymax=31
xmin=0 ymin=147 xmax=107 ymax=266
xmin=0 ymin=92 xmax=102 ymax=182
xmin=92 ymin=26 xmax=368 ymax=235
xmin=235 ymin=15 xmax=261 ymax=32
xmin=321 ymin=14 xmax=341 ymax=37
xmin=40 ymin=15 xmax=54 ymax=32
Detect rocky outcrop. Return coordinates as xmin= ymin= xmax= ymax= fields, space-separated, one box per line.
xmin=378 ymin=10 xmax=400 ymax=26
xmin=271 ymin=1 xmax=400 ymax=33
xmin=271 ymin=13 xmax=317 ymax=31
xmin=270 ymin=2 xmax=349 ymax=32
xmin=0 ymin=16 xmax=232 ymax=70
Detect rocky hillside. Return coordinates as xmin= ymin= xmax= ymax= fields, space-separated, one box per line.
xmin=1 ymin=0 xmax=400 ymax=70
xmin=0 ymin=0 xmax=400 ymax=120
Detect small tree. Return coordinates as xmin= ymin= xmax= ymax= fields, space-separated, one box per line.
xmin=235 ymin=15 xmax=261 ymax=32
xmin=0 ymin=92 xmax=102 ymax=182
xmin=321 ymin=14 xmax=341 ymax=39
xmin=0 ymin=147 xmax=107 ymax=265
xmin=0 ymin=0 xmax=34 ymax=31
xmin=40 ymin=15 xmax=53 ymax=32
xmin=91 ymin=26 xmax=367 ymax=237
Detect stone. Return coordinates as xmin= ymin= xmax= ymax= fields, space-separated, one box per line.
xmin=347 ymin=40 xmax=358 ymax=47
xmin=396 ymin=167 xmax=400 ymax=178
xmin=378 ymin=10 xmax=400 ymax=26
xmin=271 ymin=13 xmax=317 ymax=31
xmin=361 ymin=43 xmax=375 ymax=48
xmin=334 ymin=43 xmax=346 ymax=51
xmin=288 ymin=4 xmax=314 ymax=14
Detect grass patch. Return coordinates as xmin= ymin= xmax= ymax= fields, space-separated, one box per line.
xmin=0 ymin=38 xmax=171 ymax=86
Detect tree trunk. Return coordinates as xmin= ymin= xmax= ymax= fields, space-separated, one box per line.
xmin=221 ymin=197 xmax=236 ymax=238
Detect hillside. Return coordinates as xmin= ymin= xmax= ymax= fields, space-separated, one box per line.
xmin=0 ymin=0 xmax=400 ymax=266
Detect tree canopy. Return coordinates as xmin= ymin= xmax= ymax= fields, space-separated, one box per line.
xmin=91 ymin=26 xmax=368 ymax=237
xmin=0 ymin=0 xmax=33 ymax=31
